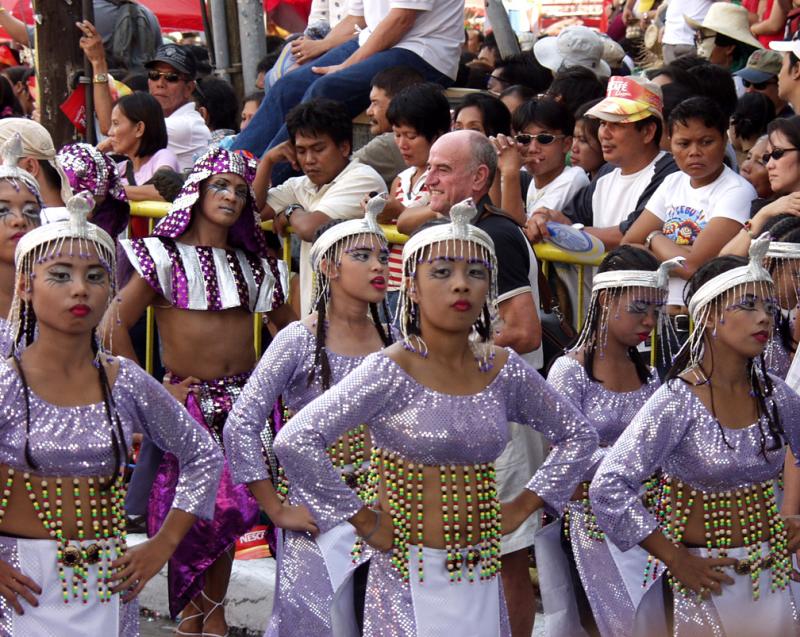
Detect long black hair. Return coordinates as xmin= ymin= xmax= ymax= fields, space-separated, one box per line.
xmin=576 ymin=246 xmax=658 ymax=384
xmin=306 ymin=221 xmax=394 ymax=391
xmin=667 ymin=256 xmax=784 ymax=459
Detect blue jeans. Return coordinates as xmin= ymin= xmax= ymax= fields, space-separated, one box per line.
xmin=232 ymin=38 xmax=452 ymax=157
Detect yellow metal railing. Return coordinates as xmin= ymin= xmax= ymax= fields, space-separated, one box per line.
xmin=128 ymin=201 xmax=606 ymax=372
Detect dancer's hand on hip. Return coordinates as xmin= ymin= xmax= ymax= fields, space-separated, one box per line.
xmin=0 ymin=559 xmax=40 ymax=614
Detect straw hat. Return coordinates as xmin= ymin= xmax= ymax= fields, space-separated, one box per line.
xmin=685 ymin=3 xmax=763 ymax=51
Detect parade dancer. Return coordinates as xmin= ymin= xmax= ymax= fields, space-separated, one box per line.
xmin=591 ymin=235 xmax=800 ymax=637
xmin=0 ymin=192 xmax=222 ymax=636
xmin=0 ymin=135 xmax=42 ymax=353
xmin=225 ymin=196 xmax=394 ymax=636
xmin=542 ymin=246 xmax=678 ymax=637
xmin=109 ymin=147 xmax=291 ymax=637
xmin=274 ymin=200 xmax=598 ymax=636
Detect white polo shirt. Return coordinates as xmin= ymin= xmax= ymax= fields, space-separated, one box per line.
xmin=165 ymin=102 xmax=212 ymax=172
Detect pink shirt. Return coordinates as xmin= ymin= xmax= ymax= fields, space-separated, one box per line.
xmin=117 ymin=148 xmax=180 ymax=186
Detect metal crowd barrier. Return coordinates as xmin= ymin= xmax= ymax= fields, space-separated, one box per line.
xmin=128 ymin=201 xmax=606 ymax=373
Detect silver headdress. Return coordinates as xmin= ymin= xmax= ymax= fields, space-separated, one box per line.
xmin=398 ymin=198 xmax=498 ymax=370
xmin=0 ymin=133 xmax=43 ymax=210
xmin=764 ymin=239 xmax=800 ymax=369
xmin=681 ymin=233 xmax=774 ymax=370
xmin=308 ymin=192 xmax=388 ymax=312
xmin=9 ymin=191 xmax=117 ymax=357
xmin=571 ymin=256 xmax=684 ymax=362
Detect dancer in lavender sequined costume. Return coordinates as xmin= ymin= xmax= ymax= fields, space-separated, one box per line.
xmin=0 ymin=134 xmax=42 ymax=356
xmin=110 ymin=147 xmax=291 ymax=636
xmin=275 ymin=200 xmax=598 ymax=636
xmin=543 ymin=246 xmax=675 ymax=637
xmin=0 ymin=191 xmax=221 ymax=637
xmin=225 ymin=196 xmax=395 ymax=636
xmin=592 ymin=236 xmax=800 ymax=636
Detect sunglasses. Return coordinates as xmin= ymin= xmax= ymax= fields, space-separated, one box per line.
xmin=743 ymin=79 xmax=777 ymax=90
xmin=514 ymin=133 xmax=565 ymax=145
xmin=147 ymin=70 xmax=186 ymax=83
xmin=761 ymin=147 xmax=800 ymax=163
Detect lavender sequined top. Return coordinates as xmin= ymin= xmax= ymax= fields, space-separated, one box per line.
xmin=0 ymin=357 xmax=222 ymax=520
xmin=547 ymin=356 xmax=660 ymax=479
xmin=225 ymin=321 xmax=367 ymax=485
xmin=275 ymin=350 xmax=598 ymax=534
xmin=590 ymin=376 xmax=800 ymax=551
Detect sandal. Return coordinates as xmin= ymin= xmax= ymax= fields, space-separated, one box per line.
xmin=175 ymin=599 xmax=203 ymax=636
xmin=201 ymin=590 xmax=229 ymax=637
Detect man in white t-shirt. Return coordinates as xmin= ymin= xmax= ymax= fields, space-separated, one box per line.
xmin=257 ymin=98 xmax=385 ymax=315
xmin=145 ymin=44 xmax=211 ymax=172
xmin=232 ymin=0 xmax=464 ymax=159
xmin=526 ymin=76 xmax=678 ymax=251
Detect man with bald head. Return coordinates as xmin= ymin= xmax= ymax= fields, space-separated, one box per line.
xmin=397 ymin=129 xmax=543 ymax=637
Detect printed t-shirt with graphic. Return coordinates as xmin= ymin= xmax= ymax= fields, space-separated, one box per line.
xmin=645 ymin=165 xmax=756 ymax=305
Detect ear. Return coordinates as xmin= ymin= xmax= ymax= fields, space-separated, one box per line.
xmin=320 ymin=256 xmax=339 ymax=279
xmin=197 ymin=105 xmax=210 ymax=126
xmin=473 ymin=163 xmax=490 ymax=193
xmin=134 ymin=120 xmax=145 ymax=139
xmin=18 ymin=157 xmax=38 ymax=176
xmin=561 ymin=135 xmax=573 ymax=155
xmin=17 ymin=272 xmax=31 ymax=301
xmin=338 ymin=140 xmax=352 ymax=158
xmin=641 ymin=121 xmax=658 ymax=146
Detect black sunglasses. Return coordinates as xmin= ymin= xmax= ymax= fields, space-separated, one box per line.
xmin=147 ymin=70 xmax=186 ymax=83
xmin=514 ymin=133 xmax=565 ymax=146
xmin=744 ymin=79 xmax=777 ymax=90
xmin=762 ymin=147 xmax=800 ymax=163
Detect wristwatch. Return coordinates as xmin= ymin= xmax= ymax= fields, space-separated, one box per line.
xmin=284 ymin=204 xmax=303 ymax=222
xmin=93 ymin=73 xmax=109 ymax=84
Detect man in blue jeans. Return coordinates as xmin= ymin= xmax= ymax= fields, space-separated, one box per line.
xmin=232 ymin=0 xmax=463 ymax=159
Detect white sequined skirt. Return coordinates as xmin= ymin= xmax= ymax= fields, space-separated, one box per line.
xmin=9 ymin=537 xmax=121 ymax=637
xmin=675 ymin=543 xmax=800 ymax=637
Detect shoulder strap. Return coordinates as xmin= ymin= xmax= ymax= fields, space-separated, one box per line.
xmin=125 ymin=159 xmax=136 ymax=186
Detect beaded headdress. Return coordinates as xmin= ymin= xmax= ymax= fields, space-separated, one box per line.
xmin=9 ymin=191 xmax=116 ymax=357
xmin=764 ymin=239 xmax=800 ymax=368
xmin=570 ymin=256 xmax=683 ymax=362
xmin=56 ymin=143 xmax=129 ymax=238
xmin=155 ymin=147 xmax=267 ymax=258
xmin=0 ymin=133 xmax=43 ymax=210
xmin=682 ymin=233 xmax=774 ymax=369
xmin=308 ymin=192 xmax=388 ymax=310
xmin=398 ymin=198 xmax=498 ymax=369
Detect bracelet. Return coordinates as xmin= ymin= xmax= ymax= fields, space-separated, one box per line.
xmin=644 ymin=229 xmax=661 ymax=250
xmin=361 ymin=510 xmax=382 ymax=542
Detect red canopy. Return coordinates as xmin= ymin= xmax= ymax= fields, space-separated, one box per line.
xmin=0 ymin=0 xmax=312 ymax=36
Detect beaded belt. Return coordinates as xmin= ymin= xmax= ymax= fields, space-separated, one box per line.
xmin=352 ymin=448 xmax=502 ymax=584
xmin=563 ymin=482 xmax=604 ymax=542
xmin=643 ymin=474 xmax=790 ymax=601
xmin=275 ymin=410 xmax=373 ymax=504
xmin=0 ymin=467 xmax=128 ymax=604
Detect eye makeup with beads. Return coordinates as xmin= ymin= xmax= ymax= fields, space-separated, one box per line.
xmin=43 ymin=263 xmax=109 ymax=286
xmin=0 ymin=200 xmax=40 ymax=224
xmin=207 ymin=179 xmax=248 ymax=201
xmin=626 ymin=298 xmax=665 ymax=316
xmin=725 ymin=293 xmax=780 ymax=315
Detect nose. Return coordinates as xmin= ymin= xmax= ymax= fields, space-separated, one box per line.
xmin=641 ymin=311 xmax=656 ymax=331
xmin=71 ymin=274 xmax=89 ymax=298
xmin=451 ymin=267 xmax=470 ymax=292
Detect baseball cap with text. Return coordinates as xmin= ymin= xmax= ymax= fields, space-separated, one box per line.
xmin=585 ymin=76 xmax=663 ymax=124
